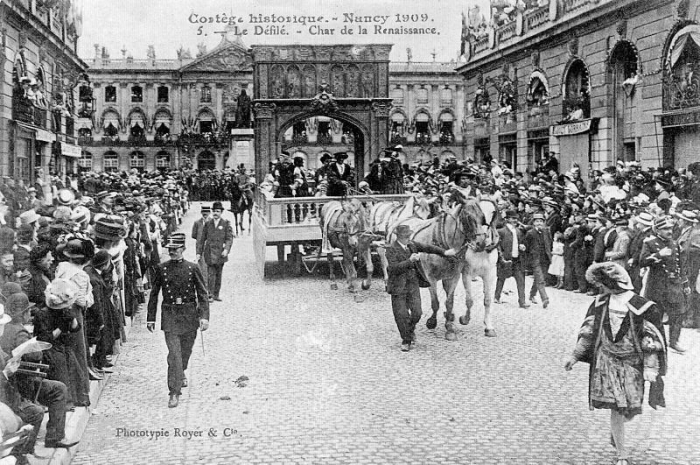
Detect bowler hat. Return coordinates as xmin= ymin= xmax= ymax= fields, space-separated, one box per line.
xmin=91 ymin=250 xmax=112 ymax=269
xmin=505 ymin=210 xmax=518 ymax=219
xmin=395 ymin=225 xmax=413 ymax=237
xmin=212 ymin=201 xmax=224 ymax=211
xmin=334 ymin=151 xmax=348 ymax=160
xmin=320 ymin=153 xmax=331 ymax=163
xmin=201 ymin=205 xmax=211 ymax=213
xmin=165 ymin=232 xmax=186 ymax=249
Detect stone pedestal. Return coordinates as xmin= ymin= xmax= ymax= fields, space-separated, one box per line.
xmin=228 ymin=129 xmax=255 ymax=170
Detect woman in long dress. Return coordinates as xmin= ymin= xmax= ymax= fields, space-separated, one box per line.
xmin=565 ymin=262 xmax=667 ymax=465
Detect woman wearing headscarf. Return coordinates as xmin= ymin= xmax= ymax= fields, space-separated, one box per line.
xmin=565 ymin=262 xmax=668 ymax=465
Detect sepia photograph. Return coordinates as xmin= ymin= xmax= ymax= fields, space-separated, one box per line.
xmin=1 ymin=0 xmax=699 ymax=464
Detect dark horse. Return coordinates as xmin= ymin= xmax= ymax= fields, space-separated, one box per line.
xmin=229 ymin=182 xmax=254 ymax=237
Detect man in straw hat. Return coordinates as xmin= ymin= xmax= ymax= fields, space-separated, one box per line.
xmin=639 ymin=217 xmax=690 ymax=353
xmin=386 ymin=224 xmax=457 ymax=352
xmin=191 ymin=205 xmax=211 ymax=285
xmin=627 ymin=211 xmax=654 ymax=292
xmin=148 ymin=233 xmax=209 ymax=408
xmin=565 ymin=261 xmax=667 ymax=465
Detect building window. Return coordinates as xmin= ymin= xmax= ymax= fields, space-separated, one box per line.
xmin=390 ymin=113 xmax=406 ymax=144
xmin=474 ymin=137 xmax=490 ymax=163
xmin=563 ymin=59 xmax=590 ymax=120
xmin=317 ymin=121 xmax=332 ymax=144
xmin=415 ymin=122 xmax=430 ymax=144
xmin=105 ymin=85 xmax=116 ymax=103
xmin=440 ymin=87 xmax=453 ymax=106
xmin=157 ymin=86 xmax=169 ymax=103
xmin=499 ymin=134 xmax=517 ymax=170
xmin=78 ymin=152 xmax=93 ymax=171
xmin=156 ymin=153 xmax=170 ymax=169
xmin=103 ymin=152 xmax=119 ymax=172
xmin=201 ymin=86 xmax=212 ymax=103
xmin=131 ymin=86 xmax=143 ymax=103
xmin=130 ymin=152 xmax=145 ymax=171
xmin=439 ymin=121 xmax=454 ymax=144
xmin=391 ymin=87 xmax=404 ymax=105
xmin=292 ymin=121 xmax=307 ymax=143
xmin=416 ymin=87 xmax=428 ymax=105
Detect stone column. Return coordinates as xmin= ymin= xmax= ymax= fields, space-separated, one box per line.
xmin=253 ymin=102 xmax=277 ymax=177
xmin=371 ymin=101 xmax=392 ymax=174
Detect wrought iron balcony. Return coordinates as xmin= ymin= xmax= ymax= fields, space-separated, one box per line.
xmin=12 ymin=96 xmax=47 ymax=129
xmin=663 ymin=73 xmax=700 ymax=112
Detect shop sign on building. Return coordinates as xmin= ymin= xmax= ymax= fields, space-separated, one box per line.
xmin=61 ymin=143 xmax=82 ymax=158
xmin=551 ymin=118 xmax=598 ymax=137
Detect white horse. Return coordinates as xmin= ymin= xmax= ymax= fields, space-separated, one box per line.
xmin=424 ymin=195 xmax=501 ymax=339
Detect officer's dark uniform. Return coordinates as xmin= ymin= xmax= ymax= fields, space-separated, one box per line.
xmin=147 ymin=244 xmax=209 ymax=398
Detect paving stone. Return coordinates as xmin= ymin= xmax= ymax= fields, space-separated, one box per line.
xmin=69 ymin=202 xmax=700 ymax=465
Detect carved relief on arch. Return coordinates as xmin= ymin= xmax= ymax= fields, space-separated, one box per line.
xmin=331 ymin=64 xmax=345 ymax=97
xmin=300 ymin=65 xmax=315 ymax=98
xmin=361 ymin=64 xmax=375 ymax=98
xmin=270 ymin=64 xmax=285 ymax=99
xmin=346 ymin=64 xmax=360 ymax=97
xmin=287 ymin=65 xmax=301 ymax=98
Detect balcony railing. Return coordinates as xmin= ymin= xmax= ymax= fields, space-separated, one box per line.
xmin=663 ymin=73 xmax=700 ymax=112
xmin=316 ymin=134 xmax=333 ymax=145
xmin=497 ymin=22 xmax=517 ymax=43
xmin=525 ymin=5 xmax=549 ymax=30
xmin=563 ymin=0 xmax=590 ymax=14
xmin=12 ymin=97 xmax=48 ymax=129
xmin=474 ymin=36 xmax=489 ymax=55
xmin=78 ymin=135 xmax=94 ymax=144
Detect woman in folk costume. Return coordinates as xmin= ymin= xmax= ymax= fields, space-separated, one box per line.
xmin=565 ymin=262 xmax=667 ymax=465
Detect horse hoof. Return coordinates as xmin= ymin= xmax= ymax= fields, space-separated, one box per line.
xmin=361 ymin=280 xmax=370 ymax=290
xmin=426 ymin=317 xmax=437 ymax=330
xmin=330 ymin=283 xmax=338 ymax=290
xmin=445 ymin=331 xmax=457 ymax=341
xmin=459 ymin=315 xmax=471 ymax=326
xmin=484 ymin=329 xmax=497 ymax=338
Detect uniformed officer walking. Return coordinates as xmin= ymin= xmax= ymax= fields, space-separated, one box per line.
xmin=639 ymin=217 xmax=690 ymax=353
xmin=147 ymin=233 xmax=209 ymax=408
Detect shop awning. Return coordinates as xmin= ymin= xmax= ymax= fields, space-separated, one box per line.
xmin=669 ymin=25 xmax=700 ymax=68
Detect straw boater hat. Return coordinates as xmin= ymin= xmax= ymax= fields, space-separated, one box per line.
xmin=56 ymin=188 xmax=76 ymax=206
xmin=636 ymin=211 xmax=654 ymax=226
xmin=674 ymin=210 xmax=699 ymax=223
xmin=585 ymin=262 xmax=634 ymax=291
xmin=19 ymin=210 xmax=40 ymax=226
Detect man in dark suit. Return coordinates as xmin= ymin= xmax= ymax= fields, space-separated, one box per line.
xmin=148 ymin=233 xmax=209 ymax=408
xmin=191 ymin=204 xmax=210 ymax=285
xmin=326 ymin=151 xmax=354 ymax=197
xmin=386 ymin=225 xmax=456 ymax=352
xmin=524 ymin=213 xmax=552 ymax=308
xmin=494 ymin=210 xmax=529 ymax=308
xmin=196 ymin=202 xmax=233 ymax=302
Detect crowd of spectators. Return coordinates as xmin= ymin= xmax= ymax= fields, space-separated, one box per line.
xmin=0 ymin=169 xmax=189 ymax=462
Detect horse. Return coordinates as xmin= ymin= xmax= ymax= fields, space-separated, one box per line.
xmin=369 ymin=196 xmax=434 ymax=280
xmin=319 ymin=199 xmax=378 ymax=293
xmin=423 ymin=192 xmax=501 ymax=339
xmin=230 ymin=182 xmax=254 ymax=237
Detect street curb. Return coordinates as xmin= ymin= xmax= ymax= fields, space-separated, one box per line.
xmin=41 ymin=317 xmax=136 ymax=465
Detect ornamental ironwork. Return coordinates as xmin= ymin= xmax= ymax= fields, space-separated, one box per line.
xmin=663 ymin=64 xmax=700 ymax=111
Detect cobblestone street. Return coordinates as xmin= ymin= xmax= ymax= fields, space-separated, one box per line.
xmin=71 ymin=203 xmax=700 ymax=465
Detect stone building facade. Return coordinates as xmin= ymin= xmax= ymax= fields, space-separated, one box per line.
xmin=1 ymin=0 xmax=87 ymax=184
xmin=458 ymin=0 xmax=700 ymax=178
xmin=82 ymin=34 xmax=466 ymax=174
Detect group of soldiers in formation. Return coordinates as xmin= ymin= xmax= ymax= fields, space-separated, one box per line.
xmin=0 ymin=169 xmax=192 ymax=462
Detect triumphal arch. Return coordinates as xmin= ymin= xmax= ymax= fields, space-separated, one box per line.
xmin=251 ymin=44 xmax=393 ymax=183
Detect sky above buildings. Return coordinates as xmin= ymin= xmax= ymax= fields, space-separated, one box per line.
xmin=79 ymin=0 xmax=491 ymax=62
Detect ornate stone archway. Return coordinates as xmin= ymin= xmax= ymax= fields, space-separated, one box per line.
xmin=251 ymin=44 xmax=393 ymax=184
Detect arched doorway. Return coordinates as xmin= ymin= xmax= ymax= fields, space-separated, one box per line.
xmin=277 ymin=113 xmax=365 ymax=175
xmin=198 ymin=151 xmax=216 ymax=171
